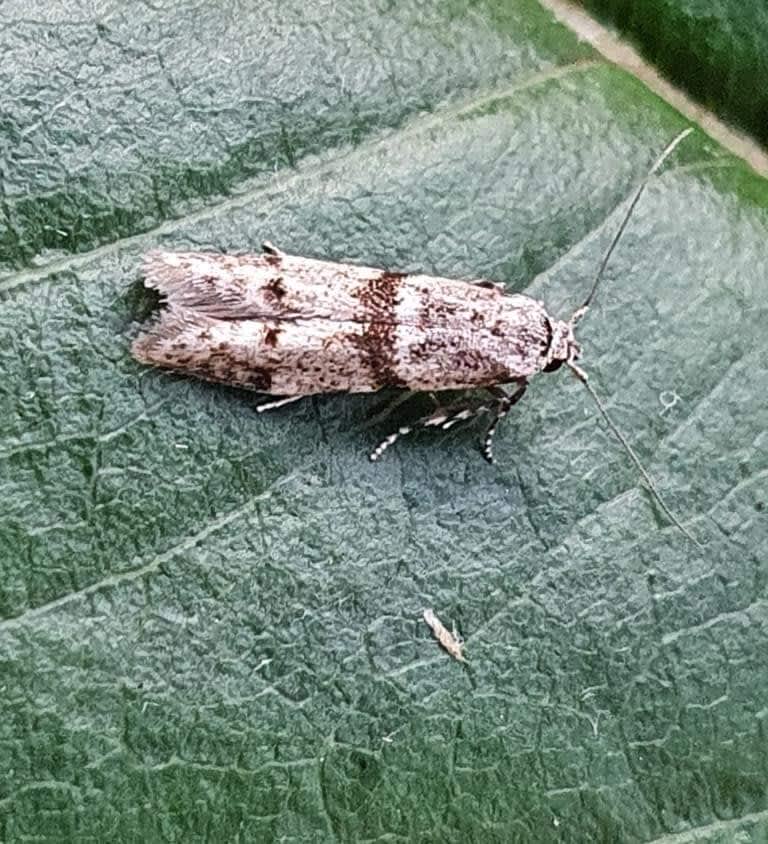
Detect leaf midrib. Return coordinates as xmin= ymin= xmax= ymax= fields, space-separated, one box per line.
xmin=0 ymin=59 xmax=600 ymax=295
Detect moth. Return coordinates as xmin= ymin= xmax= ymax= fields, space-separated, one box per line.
xmin=132 ymin=130 xmax=697 ymax=543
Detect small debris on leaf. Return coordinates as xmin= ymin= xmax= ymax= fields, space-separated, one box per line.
xmin=423 ymin=608 xmax=466 ymax=663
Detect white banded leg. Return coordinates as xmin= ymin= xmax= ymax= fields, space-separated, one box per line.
xmin=369 ymin=393 xmax=504 ymax=462
xmin=369 ymin=380 xmax=528 ymax=463
xmin=369 ymin=404 xmax=485 ymax=461
xmin=481 ymin=380 xmax=527 ymax=464
xmin=362 ymin=390 xmax=421 ymax=429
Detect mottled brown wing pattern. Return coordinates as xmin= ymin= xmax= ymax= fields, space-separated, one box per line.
xmin=132 ymin=250 xmax=553 ymax=395
xmin=140 ymin=250 xmax=401 ymax=322
xmin=132 ymin=307 xmax=396 ymax=394
xmin=392 ymin=280 xmax=550 ymax=389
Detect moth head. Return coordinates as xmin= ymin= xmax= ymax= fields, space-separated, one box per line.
xmin=544 ymin=318 xmax=581 ymax=373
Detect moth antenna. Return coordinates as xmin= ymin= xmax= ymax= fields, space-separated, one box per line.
xmin=573 ymin=127 xmax=694 ymax=323
xmin=567 ymin=362 xmax=701 ymax=548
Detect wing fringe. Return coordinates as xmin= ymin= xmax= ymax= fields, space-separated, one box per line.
xmin=141 ymin=250 xmax=251 ymax=314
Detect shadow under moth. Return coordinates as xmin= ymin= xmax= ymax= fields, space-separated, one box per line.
xmin=132 ymin=129 xmax=699 ymax=545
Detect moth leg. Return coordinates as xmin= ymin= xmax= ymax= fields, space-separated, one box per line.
xmin=369 ymin=396 xmax=499 ymax=462
xmin=363 ymin=390 xmax=420 ymax=428
xmin=481 ymin=379 xmax=528 ymax=464
xmin=255 ymin=395 xmax=304 ymax=413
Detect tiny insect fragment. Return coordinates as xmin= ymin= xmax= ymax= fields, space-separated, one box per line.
xmin=132 ymin=131 xmax=700 ymax=544
xmin=423 ymin=608 xmax=466 ymax=663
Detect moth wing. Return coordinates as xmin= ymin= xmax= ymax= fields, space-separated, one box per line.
xmin=141 ymin=250 xmax=389 ymax=322
xmin=135 ymin=251 xmax=550 ymax=393
xmin=131 ymin=306 xmax=382 ymax=395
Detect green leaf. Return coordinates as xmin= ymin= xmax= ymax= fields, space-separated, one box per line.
xmin=0 ymin=0 xmax=591 ymax=275
xmin=1 ymin=1 xmax=767 ymax=841
xmin=576 ymin=0 xmax=768 ymax=147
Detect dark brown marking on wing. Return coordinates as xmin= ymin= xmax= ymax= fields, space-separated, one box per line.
xmin=246 ymin=368 xmax=273 ymax=391
xmin=351 ymin=270 xmax=407 ymax=387
xmin=407 ymin=335 xmax=447 ymax=363
xmin=264 ymin=326 xmax=281 ymax=347
xmin=497 ymin=320 xmax=550 ymax=369
xmin=408 ymin=332 xmax=513 ymax=383
xmin=406 ymin=282 xmax=523 ymax=385
xmin=188 ymin=353 xmax=274 ymax=391
xmin=265 ymin=276 xmax=286 ymax=302
xmin=426 ymin=302 xmax=458 ymax=325
xmin=418 ymin=285 xmax=462 ymax=329
xmin=380 ymin=271 xmax=406 ymax=284
xmin=263 ymin=253 xmax=282 ymax=267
